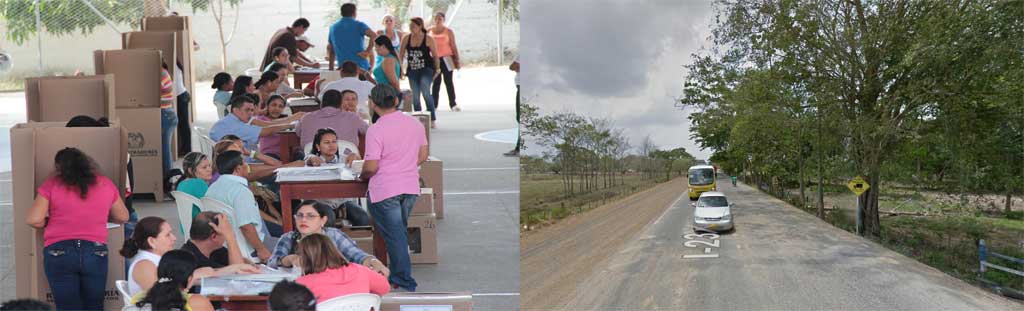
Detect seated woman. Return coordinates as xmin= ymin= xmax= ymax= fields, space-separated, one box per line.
xmin=174 ymin=152 xmax=213 ymax=234
xmin=294 ymin=233 xmax=390 ymax=303
xmin=304 ymin=128 xmax=369 ymax=226
xmin=121 ymin=217 xmax=256 ymax=296
xmin=269 ymin=201 xmax=387 ymax=277
xmin=129 ymin=250 xmax=214 ymax=311
xmin=257 ymin=95 xmax=290 ymax=160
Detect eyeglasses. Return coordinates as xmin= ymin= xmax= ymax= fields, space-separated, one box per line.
xmin=294 ymin=213 xmax=322 ymax=220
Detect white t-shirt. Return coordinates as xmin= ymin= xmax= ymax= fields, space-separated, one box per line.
xmin=320 ymin=77 xmax=374 ymax=116
xmin=127 ymin=250 xmax=162 ymax=296
xmin=172 ymin=65 xmax=187 ymax=96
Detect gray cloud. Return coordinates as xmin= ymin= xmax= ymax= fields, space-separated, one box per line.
xmin=520 ymin=0 xmax=717 ymax=159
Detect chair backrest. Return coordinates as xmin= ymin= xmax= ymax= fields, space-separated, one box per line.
xmin=199 ymin=197 xmax=256 ymax=261
xmin=194 ymin=130 xmax=216 ymax=159
xmin=244 ymin=68 xmax=262 ymax=77
xmin=169 ymin=191 xmax=201 ymax=236
xmin=317 ymin=293 xmax=381 ymax=311
xmin=115 ymin=280 xmax=132 ymax=306
xmin=305 ymin=140 xmax=359 ymax=158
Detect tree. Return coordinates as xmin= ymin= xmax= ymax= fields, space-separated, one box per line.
xmin=186 ymin=0 xmax=243 ymax=70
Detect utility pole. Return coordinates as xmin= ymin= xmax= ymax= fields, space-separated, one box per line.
xmin=497 ymin=0 xmax=504 ymax=63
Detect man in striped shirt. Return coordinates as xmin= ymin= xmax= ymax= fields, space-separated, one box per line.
xmin=160 ymin=64 xmax=178 ymax=191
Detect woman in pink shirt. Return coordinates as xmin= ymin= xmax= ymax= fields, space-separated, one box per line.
xmin=295 ymin=234 xmax=390 ymax=303
xmin=25 ymin=147 xmax=130 ymax=310
xmin=257 ymin=95 xmax=290 ymax=160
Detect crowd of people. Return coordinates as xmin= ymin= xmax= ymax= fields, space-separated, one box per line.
xmin=17 ymin=3 xmax=456 ymax=310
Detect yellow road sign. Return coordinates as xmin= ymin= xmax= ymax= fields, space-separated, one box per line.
xmin=847 ymin=176 xmax=870 ymax=196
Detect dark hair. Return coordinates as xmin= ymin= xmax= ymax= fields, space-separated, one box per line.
xmin=189 ymin=211 xmax=221 ymax=241
xmin=137 ymin=250 xmax=196 ymax=311
xmin=374 ymin=35 xmax=398 ymax=58
xmin=120 ymin=216 xmax=166 ymax=258
xmin=369 ymin=84 xmax=399 ymax=109
xmin=292 ymin=18 xmax=310 ymax=29
xmin=267 ymin=95 xmax=288 ymax=118
xmin=222 ymin=134 xmax=242 ymax=142
xmin=272 ymin=47 xmax=289 ymax=60
xmin=269 ymin=281 xmax=316 ymax=311
xmin=175 ymin=152 xmax=208 ymax=189
xmin=216 ymin=150 xmax=245 ymax=175
xmin=340 ymin=90 xmax=357 ymax=102
xmin=229 ymin=93 xmax=256 ymax=111
xmin=54 ymin=147 xmax=97 ymax=199
xmin=66 ymin=115 xmax=110 ymax=127
xmin=267 ymin=62 xmax=287 ymax=74
xmin=212 ymin=72 xmax=232 ymax=90
xmin=0 ymin=299 xmax=52 ymax=311
xmin=434 ymin=11 xmax=446 ymax=20
xmin=231 ymin=75 xmax=254 ymax=100
xmin=341 ymin=61 xmax=358 ymax=76
xmin=310 ymin=128 xmax=337 ymax=156
xmin=298 ymin=233 xmax=349 ymax=276
xmin=410 ymin=17 xmax=427 ymax=34
xmin=341 ymin=3 xmax=357 ymax=17
xmin=287 ymin=201 xmax=334 ymax=255
xmin=255 ymin=71 xmax=279 ymax=89
xmin=321 ymin=89 xmax=343 ymax=108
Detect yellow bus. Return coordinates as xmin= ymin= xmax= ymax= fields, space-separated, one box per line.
xmin=688 ymin=165 xmax=717 ymax=200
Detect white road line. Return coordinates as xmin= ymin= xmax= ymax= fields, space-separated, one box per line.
xmin=652 ymin=193 xmax=688 ymax=226
xmin=446 ymin=191 xmax=520 ymax=195
xmin=704 ymin=248 xmax=711 ymax=254
xmin=0 ymin=179 xmax=10 ymax=182
xmin=683 ymin=254 xmax=719 ymax=259
xmin=471 ymin=293 xmax=521 ymax=296
xmin=444 ymin=167 xmax=518 ymax=171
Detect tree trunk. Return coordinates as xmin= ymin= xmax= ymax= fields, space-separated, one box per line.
xmin=1005 ymin=189 xmax=1013 ymax=215
xmin=863 ymin=160 xmax=883 ymax=238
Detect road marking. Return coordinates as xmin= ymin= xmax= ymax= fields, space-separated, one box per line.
xmin=652 ymin=193 xmax=688 ymax=226
xmin=444 ymin=167 xmax=518 ymax=171
xmin=683 ymin=254 xmax=720 ymax=259
xmin=446 ymin=191 xmax=520 ymax=195
xmin=704 ymin=248 xmax=711 ymax=254
xmin=472 ymin=293 xmax=520 ymax=296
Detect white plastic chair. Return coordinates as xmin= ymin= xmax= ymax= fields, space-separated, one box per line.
xmin=244 ymin=68 xmax=262 ymax=77
xmin=170 ymin=191 xmax=201 ymax=236
xmin=194 ymin=130 xmax=216 ymax=159
xmin=200 ymin=198 xmax=256 ymax=262
xmin=317 ymin=293 xmax=381 ymax=311
xmin=115 ymin=280 xmax=131 ymax=306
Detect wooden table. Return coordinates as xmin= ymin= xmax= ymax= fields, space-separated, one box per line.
xmin=293 ymin=70 xmax=320 ymax=90
xmin=278 ymin=179 xmax=387 ymax=263
xmin=277 ymin=131 xmax=299 ymax=163
xmin=207 ymin=295 xmax=268 ymax=311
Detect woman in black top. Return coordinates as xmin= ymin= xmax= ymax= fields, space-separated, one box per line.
xmin=398 ymin=17 xmax=440 ymax=125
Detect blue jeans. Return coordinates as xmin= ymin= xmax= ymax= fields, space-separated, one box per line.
xmin=161 ymin=108 xmax=178 ymax=176
xmin=408 ymin=69 xmax=437 ymax=121
xmin=44 ymin=240 xmax=109 ymax=311
xmin=369 ymin=193 xmax=419 ymax=291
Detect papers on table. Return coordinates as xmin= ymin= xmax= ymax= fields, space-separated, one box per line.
xmin=200 ymin=266 xmax=301 ymax=296
xmin=274 ymin=165 xmax=358 ymax=182
xmin=288 ymin=97 xmax=319 ymax=107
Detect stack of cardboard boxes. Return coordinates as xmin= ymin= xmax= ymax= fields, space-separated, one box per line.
xmin=407 ymin=156 xmax=445 ymax=264
xmin=11 ymin=123 xmax=130 ymax=311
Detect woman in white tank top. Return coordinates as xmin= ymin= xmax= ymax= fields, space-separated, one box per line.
xmin=122 ymin=217 xmax=177 ymax=296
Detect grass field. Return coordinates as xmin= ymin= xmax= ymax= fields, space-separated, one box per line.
xmin=520 ymin=173 xmax=674 ymax=231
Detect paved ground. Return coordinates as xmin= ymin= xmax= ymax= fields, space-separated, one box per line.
xmin=0 ymin=66 xmax=520 ymax=309
xmin=521 ymin=178 xmax=1022 ymax=311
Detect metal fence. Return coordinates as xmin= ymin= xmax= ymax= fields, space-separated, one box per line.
xmin=0 ymin=0 xmax=518 ymax=87
xmin=978 ymin=239 xmax=1024 ymax=299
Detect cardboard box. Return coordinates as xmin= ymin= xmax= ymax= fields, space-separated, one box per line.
xmin=413 ymin=188 xmax=434 ymax=215
xmin=381 ymin=293 xmax=473 ymax=311
xmin=401 ymin=89 xmax=413 ymax=112
xmin=408 ymin=213 xmax=438 ymax=264
xmin=25 ymin=75 xmax=116 ymax=122
xmin=11 ymin=122 xmax=129 ymax=311
xmin=412 ymin=112 xmax=431 ymax=144
xmin=420 ymin=158 xmax=444 ymax=218
xmin=341 ymin=226 xmax=374 ymax=255
xmin=94 ymin=49 xmax=163 ymax=108
xmin=140 ymin=16 xmax=194 ymax=96
xmin=122 ymin=31 xmax=178 ymax=86
xmin=116 ymin=108 xmax=165 ymax=201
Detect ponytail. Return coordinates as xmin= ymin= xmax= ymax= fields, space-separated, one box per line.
xmin=120 ymin=217 xmax=165 ymax=258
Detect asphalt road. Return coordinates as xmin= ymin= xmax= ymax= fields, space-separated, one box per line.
xmin=522 ymin=178 xmax=1021 ymax=310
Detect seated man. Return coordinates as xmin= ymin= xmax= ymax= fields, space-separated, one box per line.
xmin=295 ymin=89 xmax=368 ymax=156
xmin=210 ymin=95 xmax=297 ymax=155
xmin=205 ymin=150 xmax=277 ymax=262
xmin=181 ymin=212 xmax=252 ymax=268
xmin=319 ymin=61 xmax=375 ymax=119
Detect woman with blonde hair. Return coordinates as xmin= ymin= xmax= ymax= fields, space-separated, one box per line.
xmin=295 ymin=234 xmax=390 ymax=302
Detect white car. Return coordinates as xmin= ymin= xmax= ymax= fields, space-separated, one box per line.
xmin=692 ymin=192 xmax=734 ymax=232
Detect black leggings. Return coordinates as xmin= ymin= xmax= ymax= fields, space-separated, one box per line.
xmin=432 ymin=60 xmax=457 ymax=108
xmin=176 ymin=92 xmax=192 ymax=156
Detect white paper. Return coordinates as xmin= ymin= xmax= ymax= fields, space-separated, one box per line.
xmin=274 ymin=165 xmax=357 ymax=182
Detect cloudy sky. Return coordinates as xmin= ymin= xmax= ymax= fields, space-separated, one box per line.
xmin=519 ymin=0 xmax=717 ymax=159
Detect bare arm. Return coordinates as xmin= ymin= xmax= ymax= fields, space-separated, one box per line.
xmin=292 ymin=54 xmax=318 ymax=68
xmin=398 ymin=35 xmax=409 ymax=75
xmin=259 ymin=124 xmax=293 ymax=137
xmin=26 ymin=196 xmax=49 ymax=229
xmin=361 ymin=160 xmax=379 ymax=179
xmin=426 ymin=36 xmax=441 ymax=74
xmin=212 ymin=214 xmax=246 ymax=265
xmin=246 ymin=164 xmax=280 ymax=181
xmin=133 ymin=260 xmax=158 ymax=292
xmin=240 ymin=224 xmax=271 ymax=262
xmin=418 ymin=144 xmax=429 ymax=165
xmin=383 ymin=57 xmax=400 ymax=87
xmin=109 ymin=197 xmax=129 ymax=224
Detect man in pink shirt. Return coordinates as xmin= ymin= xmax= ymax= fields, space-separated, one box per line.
xmin=295 ymin=89 xmax=369 ymax=158
xmin=360 ymin=85 xmax=428 ymax=292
